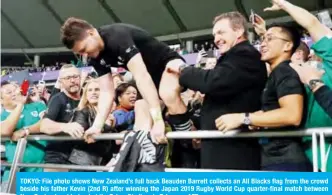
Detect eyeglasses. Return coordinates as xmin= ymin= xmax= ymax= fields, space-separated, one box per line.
xmin=61 ymin=75 xmax=80 ymax=81
xmin=260 ymin=35 xmax=290 ymax=43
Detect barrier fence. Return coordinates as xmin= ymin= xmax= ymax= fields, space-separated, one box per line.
xmin=1 ymin=128 xmax=332 ymax=194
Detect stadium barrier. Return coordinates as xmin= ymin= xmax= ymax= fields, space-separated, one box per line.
xmin=1 ymin=127 xmax=332 ymax=193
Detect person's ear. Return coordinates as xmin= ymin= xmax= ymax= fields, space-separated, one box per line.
xmin=235 ymin=28 xmax=245 ymax=40
xmin=87 ymin=29 xmax=93 ymax=35
xmin=283 ymin=42 xmax=293 ymax=53
xmin=88 ymin=28 xmax=98 ymax=37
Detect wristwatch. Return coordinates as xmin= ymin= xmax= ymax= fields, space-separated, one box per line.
xmin=243 ymin=113 xmax=251 ymax=125
xmin=308 ymin=79 xmax=324 ymax=91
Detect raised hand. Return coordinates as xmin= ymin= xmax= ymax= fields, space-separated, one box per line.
xmin=13 ymin=94 xmax=27 ymax=106
xmin=253 ymin=14 xmax=267 ymax=36
xmin=264 ymin=0 xmax=285 ymax=12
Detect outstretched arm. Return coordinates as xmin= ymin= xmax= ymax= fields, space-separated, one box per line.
xmin=265 ymin=0 xmax=332 ymax=41
xmin=94 ymin=74 xmax=115 ymax=129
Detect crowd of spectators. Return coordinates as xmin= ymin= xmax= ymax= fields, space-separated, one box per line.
xmin=168 ymin=40 xmax=217 ymax=55
xmin=1 ymin=0 xmax=332 ymax=191
xmin=1 ymin=64 xmax=61 ymax=76
xmin=193 ymin=41 xmax=217 ymax=53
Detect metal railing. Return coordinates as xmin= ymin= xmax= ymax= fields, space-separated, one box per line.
xmin=1 ymin=128 xmax=332 ymax=194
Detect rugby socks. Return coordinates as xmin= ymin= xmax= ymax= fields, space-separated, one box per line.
xmin=168 ymin=112 xmax=192 ymax=132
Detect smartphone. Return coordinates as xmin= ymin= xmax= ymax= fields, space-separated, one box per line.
xmin=250 ymin=9 xmax=255 ymax=24
xmin=21 ymin=79 xmax=30 ymax=96
xmin=38 ymin=80 xmax=45 ymax=85
xmin=28 ymin=87 xmax=35 ymax=95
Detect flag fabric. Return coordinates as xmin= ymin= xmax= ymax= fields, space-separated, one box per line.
xmin=108 ymin=130 xmax=166 ymax=172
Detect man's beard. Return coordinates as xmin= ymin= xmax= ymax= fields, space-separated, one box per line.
xmin=66 ymin=85 xmax=79 ymax=94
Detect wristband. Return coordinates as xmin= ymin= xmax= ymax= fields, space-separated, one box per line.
xmin=150 ymin=108 xmax=163 ymax=122
xmin=93 ymin=120 xmax=104 ymax=130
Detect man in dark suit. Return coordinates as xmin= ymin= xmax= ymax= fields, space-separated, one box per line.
xmin=167 ymin=12 xmax=267 ymax=170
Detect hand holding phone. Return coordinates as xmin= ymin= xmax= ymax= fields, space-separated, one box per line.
xmin=253 ymin=14 xmax=265 ymax=25
xmin=251 ymin=12 xmax=267 ymax=36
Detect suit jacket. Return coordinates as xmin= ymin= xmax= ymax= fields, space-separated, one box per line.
xmin=180 ymin=41 xmax=267 ymax=170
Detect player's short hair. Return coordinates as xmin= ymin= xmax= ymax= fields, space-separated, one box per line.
xmin=61 ymin=17 xmax=94 ymax=49
xmin=213 ymin=12 xmax=248 ymax=39
xmin=269 ymin=24 xmax=301 ymax=54
xmin=296 ymin=41 xmax=310 ymax=62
